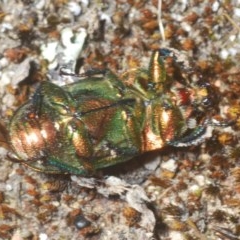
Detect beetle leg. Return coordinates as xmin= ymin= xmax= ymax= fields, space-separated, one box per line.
xmin=167 ymin=123 xmax=213 ymax=147
xmin=148 ymin=50 xmax=167 ymax=93
xmin=210 ymin=118 xmax=235 ymax=127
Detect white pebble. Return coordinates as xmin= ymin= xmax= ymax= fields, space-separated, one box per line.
xmin=100 ymin=12 xmax=112 ymax=24
xmin=80 ymin=0 xmax=89 ymax=6
xmin=35 ymin=0 xmax=45 ymax=10
xmin=199 ymin=153 xmax=210 ymax=162
xmin=169 ymin=231 xmax=184 ymax=240
xmin=220 ymin=49 xmax=229 ymax=59
xmin=1 ymin=23 xmax=14 ymax=32
xmin=144 ymin=156 xmax=160 ymax=171
xmin=171 ymin=13 xmax=183 ymax=22
xmin=212 ymin=1 xmax=219 ymax=12
xmin=61 ymin=27 xmax=87 ymax=63
xmin=161 ymin=159 xmax=177 ymax=172
xmin=68 ymin=2 xmax=82 ymax=16
xmin=234 ymin=8 xmax=240 ymax=17
xmin=0 ymin=57 xmax=9 ymax=69
xmin=1 ymin=71 xmax=11 ymax=85
xmin=194 ymin=175 xmax=205 ymax=186
xmin=229 ymin=35 xmax=236 ymax=42
xmin=181 ymin=22 xmax=192 ymax=32
xmin=41 ymin=42 xmax=58 ymax=62
xmin=52 ymin=201 xmax=60 ymax=207
xmin=189 ymin=184 xmax=200 ymax=193
xmin=5 ymin=184 xmax=13 ymax=191
xmin=229 ymin=47 xmax=237 ymax=56
xmin=39 ymin=233 xmax=48 ymax=240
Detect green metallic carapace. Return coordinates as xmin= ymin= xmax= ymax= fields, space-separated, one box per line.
xmin=9 ymin=48 xmax=218 ymax=175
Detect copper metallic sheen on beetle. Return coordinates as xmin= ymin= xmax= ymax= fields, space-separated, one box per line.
xmin=9 ymin=48 xmax=218 ymax=175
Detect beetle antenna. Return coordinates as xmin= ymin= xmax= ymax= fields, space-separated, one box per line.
xmin=60 ymin=67 xmax=106 ymax=78
xmin=158 ymin=0 xmax=165 ymax=41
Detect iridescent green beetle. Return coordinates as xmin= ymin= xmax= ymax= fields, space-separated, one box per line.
xmin=9 ymin=48 xmax=218 ymax=175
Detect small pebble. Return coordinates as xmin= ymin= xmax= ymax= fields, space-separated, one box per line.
xmin=161 ymin=159 xmax=177 ymax=172
xmin=195 ymin=175 xmax=205 ymax=187
xmin=212 ymin=1 xmax=220 ymax=12
xmin=68 ymin=2 xmax=82 ymax=16
xmin=189 ymin=184 xmax=200 ymax=193
xmin=39 ymin=233 xmax=48 ymax=240
xmin=35 ymin=0 xmax=45 ymax=10
xmin=5 ymin=184 xmax=13 ymax=191
xmin=234 ymin=8 xmax=240 ymax=17
xmin=0 ymin=57 xmax=9 ymax=69
xmin=41 ymin=42 xmax=58 ymax=62
xmin=220 ymin=49 xmax=229 ymax=59
xmin=80 ymin=0 xmax=89 ymax=6
xmin=74 ymin=214 xmax=91 ymax=229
